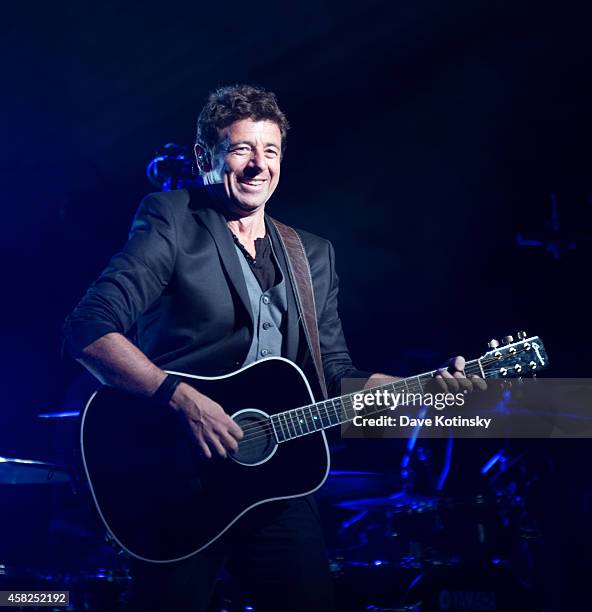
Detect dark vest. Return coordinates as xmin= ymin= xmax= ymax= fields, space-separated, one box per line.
xmin=234 ymin=240 xmax=287 ymax=366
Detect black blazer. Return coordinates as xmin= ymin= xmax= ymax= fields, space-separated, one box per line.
xmin=63 ymin=188 xmax=369 ymax=398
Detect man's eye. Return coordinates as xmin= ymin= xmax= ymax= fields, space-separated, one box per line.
xmin=232 ymin=147 xmax=250 ymax=155
xmin=265 ymin=150 xmax=278 ymax=158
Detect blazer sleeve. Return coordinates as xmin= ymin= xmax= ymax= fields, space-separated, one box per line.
xmin=317 ymin=240 xmax=371 ymax=397
xmin=62 ymin=194 xmax=177 ymax=356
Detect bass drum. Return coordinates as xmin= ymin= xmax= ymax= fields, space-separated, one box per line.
xmin=402 ymin=562 xmax=537 ymax=612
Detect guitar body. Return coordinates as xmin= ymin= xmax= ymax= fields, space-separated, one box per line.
xmin=81 ymin=357 xmax=329 ymax=562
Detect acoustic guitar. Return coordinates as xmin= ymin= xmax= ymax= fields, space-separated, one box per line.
xmin=81 ymin=334 xmax=548 ymax=562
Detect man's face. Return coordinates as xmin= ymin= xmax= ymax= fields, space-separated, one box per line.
xmin=198 ymin=118 xmax=282 ymax=213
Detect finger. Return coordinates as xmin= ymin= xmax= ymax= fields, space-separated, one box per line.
xmin=198 ymin=439 xmax=212 ymax=459
xmin=227 ymin=418 xmax=244 ymax=440
xmin=470 ymin=375 xmax=488 ymax=391
xmin=223 ymin=433 xmax=238 ymax=453
xmin=449 ymin=355 xmax=466 ymax=372
xmin=432 ymin=372 xmax=448 ymax=392
xmin=453 ymin=371 xmax=473 ymax=392
xmin=218 ymin=428 xmax=239 ymax=453
xmin=437 ymin=368 xmax=459 ymax=392
xmin=192 ymin=427 xmax=212 ymax=459
xmin=211 ymin=403 xmax=243 ymax=440
xmin=207 ymin=433 xmax=227 ymax=459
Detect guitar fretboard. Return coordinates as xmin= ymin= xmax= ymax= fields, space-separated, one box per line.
xmin=270 ymin=358 xmax=485 ymax=442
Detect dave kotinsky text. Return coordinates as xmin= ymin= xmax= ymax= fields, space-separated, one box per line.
xmin=349 ymin=389 xmax=492 ymax=430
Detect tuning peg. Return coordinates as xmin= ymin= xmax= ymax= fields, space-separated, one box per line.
xmin=517 ymin=331 xmax=527 ymax=340
xmin=502 ymin=335 xmax=514 ymax=345
xmin=488 ymin=339 xmax=500 ymax=349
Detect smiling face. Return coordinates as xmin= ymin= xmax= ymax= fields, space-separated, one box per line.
xmin=196 ymin=118 xmax=282 ymax=214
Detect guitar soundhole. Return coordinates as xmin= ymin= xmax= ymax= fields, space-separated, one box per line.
xmin=231 ymin=409 xmax=277 ymax=466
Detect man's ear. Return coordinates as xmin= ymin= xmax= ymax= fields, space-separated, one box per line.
xmin=194 ymin=144 xmax=211 ymax=174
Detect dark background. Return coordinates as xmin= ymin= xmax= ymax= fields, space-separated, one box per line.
xmin=2 ymin=0 xmax=590 ymax=447
xmin=1 ymin=0 xmax=591 ymax=607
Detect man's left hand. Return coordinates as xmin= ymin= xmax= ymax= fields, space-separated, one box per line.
xmin=433 ymin=355 xmax=487 ymax=394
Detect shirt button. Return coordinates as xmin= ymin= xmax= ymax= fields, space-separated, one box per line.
xmin=262 ymin=296 xmax=270 ymax=304
xmin=262 ymin=322 xmax=272 ymax=330
xmin=260 ymin=349 xmax=270 ymax=357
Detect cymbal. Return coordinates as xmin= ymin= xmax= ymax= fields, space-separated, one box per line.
xmin=336 ymin=491 xmax=437 ymax=513
xmin=37 ymin=410 xmax=80 ymax=419
xmin=0 ymin=457 xmax=70 ymax=484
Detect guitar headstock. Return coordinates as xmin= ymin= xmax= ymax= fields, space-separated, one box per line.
xmin=479 ymin=333 xmax=548 ymax=379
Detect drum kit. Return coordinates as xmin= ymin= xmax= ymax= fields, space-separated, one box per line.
xmin=0 ymin=405 xmax=541 ymax=612
xmin=318 ymin=444 xmax=540 ymax=612
xmin=0 ymin=414 xmax=131 ymax=612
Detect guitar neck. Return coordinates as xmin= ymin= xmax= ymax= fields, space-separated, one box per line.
xmin=270 ymin=358 xmax=485 ymax=442
xmin=270 ymin=334 xmax=548 ymax=443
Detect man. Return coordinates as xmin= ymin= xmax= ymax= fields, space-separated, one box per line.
xmin=64 ymin=84 xmax=482 ymax=611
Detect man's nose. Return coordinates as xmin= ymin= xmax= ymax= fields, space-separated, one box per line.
xmin=247 ymin=147 xmax=266 ymax=171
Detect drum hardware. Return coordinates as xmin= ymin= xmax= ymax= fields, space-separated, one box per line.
xmin=324 ymin=434 xmax=539 ymax=610
xmin=0 ymin=456 xmax=71 ymax=485
xmin=146 ymin=143 xmax=199 ymax=191
xmin=317 ymin=470 xmax=403 ymax=503
xmin=0 ymin=447 xmax=131 ymax=610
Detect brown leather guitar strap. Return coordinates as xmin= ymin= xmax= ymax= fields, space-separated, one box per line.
xmin=270 ymin=218 xmax=328 ymax=400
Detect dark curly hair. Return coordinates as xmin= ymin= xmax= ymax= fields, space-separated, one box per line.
xmin=195 ymin=84 xmax=289 ymax=154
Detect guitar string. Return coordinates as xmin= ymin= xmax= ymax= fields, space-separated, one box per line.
xmin=234 ymin=352 xmax=514 ymax=441
xmin=234 ymin=364 xmax=488 ymax=432
xmin=234 ymin=360 xmax=539 ymax=451
xmin=232 ymin=355 xmax=520 ymax=444
xmin=227 ymin=352 xmax=534 ymax=450
xmin=233 ymin=363 xmax=515 ymax=450
xmin=234 ymin=360 xmax=484 ymax=439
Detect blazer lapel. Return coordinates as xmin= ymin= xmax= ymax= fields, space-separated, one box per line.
xmin=191 ymin=204 xmax=254 ymax=330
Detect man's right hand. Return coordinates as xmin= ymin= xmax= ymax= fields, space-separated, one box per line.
xmin=170 ymin=382 xmax=244 ymax=459
xmin=76 ymin=333 xmax=243 ymax=459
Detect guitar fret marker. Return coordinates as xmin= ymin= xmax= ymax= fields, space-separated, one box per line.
xmin=294 ymin=409 xmax=304 ymax=435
